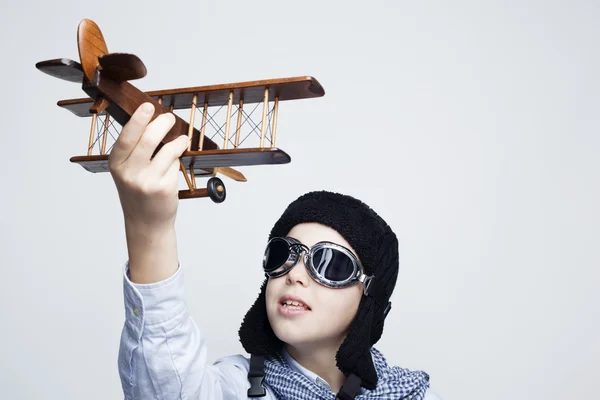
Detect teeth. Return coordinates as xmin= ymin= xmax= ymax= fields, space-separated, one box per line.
xmin=283 ymin=300 xmax=305 ymax=307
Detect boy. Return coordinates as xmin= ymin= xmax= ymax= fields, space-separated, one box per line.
xmin=113 ymin=103 xmax=442 ymax=399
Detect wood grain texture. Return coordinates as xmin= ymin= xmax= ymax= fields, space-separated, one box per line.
xmin=89 ymin=97 xmax=109 ymax=114
xmin=70 ymin=147 xmax=290 ymax=173
xmin=180 ymin=147 xmax=291 ymax=169
xmin=217 ymin=166 xmax=247 ymax=182
xmin=178 ymin=188 xmax=210 ymax=199
xmin=77 ymin=19 xmax=108 ymax=81
xmin=57 ymin=76 xmax=325 ymax=117
xmin=98 ymin=53 xmax=147 ymax=82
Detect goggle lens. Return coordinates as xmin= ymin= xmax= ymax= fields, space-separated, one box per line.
xmin=263 ymin=238 xmax=294 ymax=273
xmin=311 ymin=247 xmax=356 ymax=281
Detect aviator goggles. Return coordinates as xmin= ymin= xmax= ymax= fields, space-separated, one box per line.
xmin=262 ymin=236 xmax=376 ymax=295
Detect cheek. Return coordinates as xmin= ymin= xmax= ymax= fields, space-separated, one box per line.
xmin=265 ymin=280 xmax=273 ymax=305
xmin=265 ymin=279 xmax=279 ymax=319
xmin=314 ymin=286 xmax=362 ymax=329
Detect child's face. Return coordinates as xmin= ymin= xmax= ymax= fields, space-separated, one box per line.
xmin=265 ymin=222 xmax=363 ymax=351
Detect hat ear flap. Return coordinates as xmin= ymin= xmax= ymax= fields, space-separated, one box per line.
xmin=369 ymin=309 xmax=385 ymax=345
xmin=335 ymin=296 xmax=379 ymax=390
xmin=238 ymin=277 xmax=282 ymax=356
xmin=368 ymin=228 xmax=399 ymax=345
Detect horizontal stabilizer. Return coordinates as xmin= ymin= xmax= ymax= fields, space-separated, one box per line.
xmin=98 ymin=53 xmax=147 ymax=82
xmin=35 ymin=58 xmax=84 ymax=83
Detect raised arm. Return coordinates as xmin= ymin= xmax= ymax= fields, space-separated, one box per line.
xmin=108 ymin=102 xmax=187 ymax=284
xmin=110 ymin=104 xmax=255 ymax=399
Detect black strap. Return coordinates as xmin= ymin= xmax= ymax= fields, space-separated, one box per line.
xmin=365 ymin=277 xmax=392 ymax=323
xmin=247 ymin=354 xmax=266 ymax=397
xmin=335 ymin=373 xmax=362 ymax=400
xmin=377 ymin=301 xmax=392 ymax=324
xmin=364 ymin=277 xmax=386 ymax=308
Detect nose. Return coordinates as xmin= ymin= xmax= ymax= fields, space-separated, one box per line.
xmin=286 ymin=255 xmax=310 ymax=287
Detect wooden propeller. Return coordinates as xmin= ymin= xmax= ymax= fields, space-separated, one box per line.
xmin=77 ymin=19 xmax=108 ymax=81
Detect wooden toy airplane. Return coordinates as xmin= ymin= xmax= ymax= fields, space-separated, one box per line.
xmin=36 ymin=18 xmax=325 ymax=202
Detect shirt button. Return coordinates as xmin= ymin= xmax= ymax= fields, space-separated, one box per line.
xmin=316 ymin=378 xmax=328 ymax=388
xmin=133 ymin=307 xmax=140 ymax=317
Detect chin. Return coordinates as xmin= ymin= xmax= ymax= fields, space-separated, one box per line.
xmin=273 ymin=329 xmax=308 ymax=347
xmin=267 ymin=310 xmax=314 ymax=346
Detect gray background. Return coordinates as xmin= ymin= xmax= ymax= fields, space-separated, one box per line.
xmin=1 ymin=0 xmax=598 ymax=399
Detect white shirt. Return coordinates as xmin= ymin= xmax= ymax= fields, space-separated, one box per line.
xmin=280 ymin=347 xmax=365 ymax=394
xmin=118 ymin=261 xmax=443 ymax=399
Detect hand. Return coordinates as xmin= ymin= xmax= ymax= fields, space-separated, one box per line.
xmin=108 ymin=102 xmax=189 ymax=228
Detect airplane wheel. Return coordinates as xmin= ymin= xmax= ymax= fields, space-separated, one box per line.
xmin=207 ymin=177 xmax=226 ymax=203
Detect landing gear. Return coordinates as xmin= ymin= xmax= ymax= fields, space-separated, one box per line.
xmin=207 ymin=177 xmax=226 ymax=203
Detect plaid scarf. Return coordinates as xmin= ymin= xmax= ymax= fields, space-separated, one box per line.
xmin=264 ymin=348 xmax=430 ymax=400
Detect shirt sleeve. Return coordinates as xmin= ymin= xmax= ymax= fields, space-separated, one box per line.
xmin=117 ymin=261 xmax=252 ymax=400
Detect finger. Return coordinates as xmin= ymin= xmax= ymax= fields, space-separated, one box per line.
xmin=160 ymin=157 xmax=181 ymax=190
xmin=109 ymin=103 xmax=154 ymax=166
xmin=125 ymin=112 xmax=176 ymax=170
xmin=148 ymin=134 xmax=190 ymax=177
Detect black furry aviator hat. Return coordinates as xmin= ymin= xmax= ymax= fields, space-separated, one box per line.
xmin=238 ymin=190 xmax=399 ymax=397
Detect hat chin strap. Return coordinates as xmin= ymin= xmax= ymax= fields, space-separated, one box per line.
xmin=247 ymin=354 xmax=267 ymax=397
xmin=247 ymin=353 xmax=364 ymax=400
xmin=336 ymin=373 xmax=362 ymax=400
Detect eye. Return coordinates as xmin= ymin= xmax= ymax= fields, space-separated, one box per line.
xmin=290 ymin=244 xmax=304 ymax=253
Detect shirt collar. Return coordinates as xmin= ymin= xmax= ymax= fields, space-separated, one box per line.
xmin=280 ymin=347 xmax=367 ymax=395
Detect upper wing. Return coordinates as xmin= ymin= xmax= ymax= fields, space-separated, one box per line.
xmin=56 ymin=76 xmax=325 ymax=117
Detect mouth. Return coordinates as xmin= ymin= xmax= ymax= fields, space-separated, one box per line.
xmin=278 ymin=294 xmax=311 ymax=316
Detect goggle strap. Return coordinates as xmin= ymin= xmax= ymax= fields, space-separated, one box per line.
xmin=378 ymin=302 xmax=392 ymax=324
xmin=364 ymin=276 xmax=391 ymax=322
